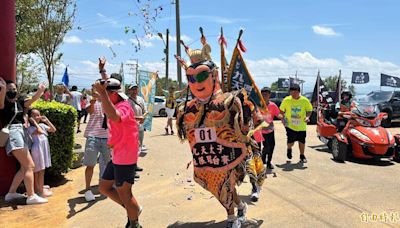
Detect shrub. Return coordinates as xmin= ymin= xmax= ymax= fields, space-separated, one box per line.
xmin=32 ymin=101 xmax=77 ymax=176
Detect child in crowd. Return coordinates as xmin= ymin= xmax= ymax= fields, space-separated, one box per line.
xmin=28 ymin=109 xmax=57 ymax=197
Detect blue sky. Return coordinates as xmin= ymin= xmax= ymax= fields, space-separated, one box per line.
xmin=54 ymin=0 xmax=400 ymax=94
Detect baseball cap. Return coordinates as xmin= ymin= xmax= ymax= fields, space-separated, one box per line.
xmin=261 ymin=87 xmax=271 ymax=93
xmin=105 ymin=78 xmax=128 ymax=100
xmin=128 ymin=83 xmax=138 ymax=90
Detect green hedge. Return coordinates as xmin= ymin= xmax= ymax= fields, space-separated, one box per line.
xmin=32 ymin=101 xmax=77 ymax=176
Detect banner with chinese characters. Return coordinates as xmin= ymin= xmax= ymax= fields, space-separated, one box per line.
xmin=190 ymin=139 xmax=247 ymax=171
xmin=138 ymin=70 xmax=157 ymax=131
xmin=227 ymin=46 xmax=267 ymax=110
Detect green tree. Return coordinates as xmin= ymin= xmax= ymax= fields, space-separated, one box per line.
xmin=16 ymin=55 xmax=41 ymax=94
xmin=30 ymin=0 xmax=76 ymax=97
xmin=323 ymin=75 xmax=356 ymax=95
xmin=16 ymin=0 xmax=40 ymax=58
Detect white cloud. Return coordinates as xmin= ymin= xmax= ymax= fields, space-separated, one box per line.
xmin=312 ymin=25 xmax=341 ymax=36
xmin=64 ymin=35 xmax=82 ymax=44
xmin=285 ymin=52 xmax=341 ymax=69
xmin=96 ymin=13 xmax=105 ymax=18
xmin=87 ymin=39 xmax=125 ymax=47
xmin=243 ymin=52 xmax=400 ymax=94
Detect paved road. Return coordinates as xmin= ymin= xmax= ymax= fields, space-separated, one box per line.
xmin=1 ymin=118 xmax=400 ymax=228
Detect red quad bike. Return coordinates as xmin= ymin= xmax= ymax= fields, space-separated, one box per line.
xmin=317 ymin=102 xmax=400 ymax=162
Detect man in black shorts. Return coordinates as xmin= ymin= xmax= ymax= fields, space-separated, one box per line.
xmin=279 ymin=84 xmax=313 ymax=163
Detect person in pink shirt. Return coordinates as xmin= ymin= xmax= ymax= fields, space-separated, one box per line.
xmin=260 ymin=87 xmax=283 ymax=169
xmin=93 ymin=78 xmax=142 ymax=228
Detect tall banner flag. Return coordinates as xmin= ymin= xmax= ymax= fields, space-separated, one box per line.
xmin=219 ymin=27 xmax=229 ymax=92
xmin=381 ymin=74 xmax=400 ymax=88
xmin=61 ymin=67 xmax=69 ymax=87
xmin=334 ymin=70 xmax=342 ymax=103
xmin=138 ymin=70 xmax=157 ymax=131
xmin=227 ymin=31 xmax=266 ymax=110
xmin=311 ymin=72 xmax=333 ymax=107
xmin=351 ymin=72 xmax=369 ymax=84
xmin=278 ymin=78 xmax=290 ymax=88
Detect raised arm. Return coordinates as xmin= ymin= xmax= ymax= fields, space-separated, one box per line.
xmin=99 ymin=56 xmax=109 ymax=80
xmin=25 ymin=82 xmax=46 ymax=108
xmin=93 ymin=81 xmax=120 ymax=122
xmin=41 ymin=116 xmax=56 ymax=133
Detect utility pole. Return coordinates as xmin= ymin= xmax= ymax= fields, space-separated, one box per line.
xmin=175 ymin=0 xmax=182 ymax=89
xmin=165 ymin=29 xmax=170 ymax=89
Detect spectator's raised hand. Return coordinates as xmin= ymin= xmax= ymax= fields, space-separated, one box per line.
xmin=38 ymin=82 xmax=48 ymax=92
xmin=99 ymin=56 xmax=106 ymax=70
xmin=0 ymin=77 xmax=6 ymax=90
xmin=93 ymin=80 xmax=107 ymax=96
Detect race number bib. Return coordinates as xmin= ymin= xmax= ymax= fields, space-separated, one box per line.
xmin=194 ymin=127 xmax=217 ymax=143
xmin=291 ymin=117 xmax=301 ymax=126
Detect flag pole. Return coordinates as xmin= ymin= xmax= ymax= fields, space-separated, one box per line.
xmin=316 ymin=70 xmax=321 ymax=122
xmin=338 ymin=69 xmax=342 ymax=104
xmin=220 ymin=27 xmax=225 ymax=92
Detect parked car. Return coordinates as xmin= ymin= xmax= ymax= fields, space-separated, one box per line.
xmin=153 ymin=96 xmax=167 ymax=117
xmin=357 ymin=91 xmax=400 ymax=127
xmin=174 ymin=96 xmax=193 ymax=117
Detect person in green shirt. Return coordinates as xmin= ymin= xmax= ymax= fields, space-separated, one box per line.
xmin=279 ymin=84 xmax=313 ymax=163
xmin=162 ymin=86 xmax=185 ymax=135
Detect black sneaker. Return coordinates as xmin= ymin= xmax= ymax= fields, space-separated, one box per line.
xmin=125 ymin=217 xmax=130 ymax=228
xmin=136 ymin=166 xmax=143 ymax=172
xmin=165 ymin=127 xmax=169 ymax=135
xmin=171 ymin=130 xmax=174 ymax=135
xmin=267 ymin=162 xmax=274 ymax=169
xmin=287 ymin=149 xmax=292 ymax=159
xmin=77 ymin=129 xmax=81 ymax=133
xmin=129 ymin=220 xmax=142 ymax=228
xmin=300 ymin=154 xmax=307 ymax=163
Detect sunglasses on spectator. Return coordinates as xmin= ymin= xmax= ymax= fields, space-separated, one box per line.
xmin=186 ymin=70 xmax=212 ymax=83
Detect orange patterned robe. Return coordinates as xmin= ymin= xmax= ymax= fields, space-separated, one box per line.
xmin=176 ymin=89 xmax=265 ymax=211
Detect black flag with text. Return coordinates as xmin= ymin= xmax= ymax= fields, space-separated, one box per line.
xmin=381 ymin=74 xmax=400 ymax=88
xmin=351 ymin=72 xmax=369 ymax=84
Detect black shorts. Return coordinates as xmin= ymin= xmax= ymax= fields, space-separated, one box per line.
xmin=77 ymin=110 xmax=82 ymax=120
xmin=101 ymin=161 xmax=137 ymax=187
xmin=286 ymin=127 xmax=306 ymax=144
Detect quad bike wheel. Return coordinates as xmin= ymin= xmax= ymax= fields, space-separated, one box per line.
xmin=331 ymin=137 xmax=347 ymax=162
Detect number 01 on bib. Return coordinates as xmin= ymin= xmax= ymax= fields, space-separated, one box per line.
xmin=194 ymin=127 xmax=217 ymax=143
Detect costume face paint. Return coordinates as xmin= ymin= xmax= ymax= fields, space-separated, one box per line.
xmin=186 ymin=70 xmax=211 ymax=83
xmin=187 ymin=64 xmax=215 ymax=100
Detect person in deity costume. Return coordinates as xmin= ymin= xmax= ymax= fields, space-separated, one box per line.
xmin=175 ymin=30 xmax=266 ymax=228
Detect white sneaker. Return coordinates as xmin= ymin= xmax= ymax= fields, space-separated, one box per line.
xmin=141 ymin=145 xmax=148 ymax=151
xmin=138 ymin=205 xmax=143 ymax=215
xmin=226 ymin=218 xmax=241 ymax=228
xmin=251 ymin=190 xmax=260 ymax=202
xmin=84 ymin=190 xmax=96 ymax=202
xmin=5 ymin=192 xmax=26 ymax=202
xmin=237 ymin=202 xmax=248 ymax=222
xmin=26 ymin=194 xmax=48 ymax=205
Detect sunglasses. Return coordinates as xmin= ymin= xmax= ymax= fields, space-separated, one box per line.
xmin=186 ymin=70 xmax=211 ymax=83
